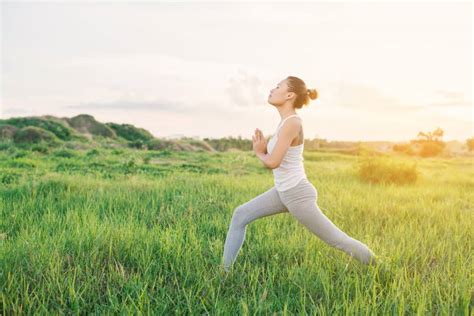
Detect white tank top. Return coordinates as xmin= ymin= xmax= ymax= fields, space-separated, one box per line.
xmin=266 ymin=114 xmax=307 ymax=192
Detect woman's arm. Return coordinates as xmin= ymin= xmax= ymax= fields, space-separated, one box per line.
xmin=255 ymin=152 xmax=273 ymax=169
xmin=253 ymin=119 xmax=300 ymax=169
xmin=252 ymin=129 xmax=272 ymax=168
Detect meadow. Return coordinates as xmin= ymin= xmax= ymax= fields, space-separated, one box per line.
xmin=1 ymin=145 xmax=472 ymax=314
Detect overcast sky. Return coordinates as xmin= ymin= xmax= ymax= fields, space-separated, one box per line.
xmin=1 ymin=1 xmax=472 ymax=141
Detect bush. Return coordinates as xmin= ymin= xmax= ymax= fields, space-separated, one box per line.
xmin=13 ymin=126 xmax=59 ymax=144
xmin=1 ymin=117 xmax=72 ymax=140
xmin=392 ymin=143 xmax=415 ymax=155
xmin=146 ymin=139 xmax=175 ymax=151
xmin=181 ymin=138 xmax=215 ymax=152
xmin=0 ymin=124 xmax=18 ymax=140
xmin=106 ymin=122 xmax=154 ymax=142
xmin=67 ymin=114 xmax=116 ymax=138
xmin=465 ymin=138 xmax=474 ymax=151
xmin=356 ymin=157 xmax=418 ymax=185
xmin=203 ymin=136 xmax=252 ymax=151
xmin=127 ymin=139 xmax=146 ymax=149
xmin=146 ymin=138 xmax=215 ymax=152
xmin=419 ymin=141 xmax=445 ymax=157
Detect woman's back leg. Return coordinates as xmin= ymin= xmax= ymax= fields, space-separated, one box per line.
xmin=287 ymin=199 xmax=376 ymax=265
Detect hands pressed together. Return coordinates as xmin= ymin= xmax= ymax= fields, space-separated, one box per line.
xmin=252 ymin=128 xmax=267 ymax=154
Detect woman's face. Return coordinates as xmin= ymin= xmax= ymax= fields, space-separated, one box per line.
xmin=268 ymin=79 xmax=290 ymax=106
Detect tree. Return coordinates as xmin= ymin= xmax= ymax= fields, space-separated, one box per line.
xmin=467 ymin=137 xmax=474 ymax=151
xmin=410 ymin=127 xmax=446 ymax=157
xmin=416 ymin=127 xmax=444 ymax=142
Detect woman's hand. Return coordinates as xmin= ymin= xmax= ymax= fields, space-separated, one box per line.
xmin=252 ymin=128 xmax=267 ymax=154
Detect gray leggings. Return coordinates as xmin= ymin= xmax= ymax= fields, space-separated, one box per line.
xmin=222 ymin=178 xmax=376 ymax=271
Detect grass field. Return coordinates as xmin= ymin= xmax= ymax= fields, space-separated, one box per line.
xmin=1 ymin=146 xmax=472 ymax=314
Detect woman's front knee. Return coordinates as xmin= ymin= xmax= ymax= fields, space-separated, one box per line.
xmin=231 ymin=205 xmax=248 ymax=226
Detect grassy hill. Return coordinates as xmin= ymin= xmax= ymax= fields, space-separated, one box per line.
xmin=0 ymin=114 xmax=227 ymax=153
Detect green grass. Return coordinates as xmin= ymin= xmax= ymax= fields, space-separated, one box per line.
xmin=1 ymin=146 xmax=472 ymax=314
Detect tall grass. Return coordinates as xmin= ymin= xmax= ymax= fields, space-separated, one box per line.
xmin=1 ymin=148 xmax=472 ymax=314
xmin=356 ymin=156 xmax=419 ymax=185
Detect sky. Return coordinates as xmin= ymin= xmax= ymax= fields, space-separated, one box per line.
xmin=1 ymin=1 xmax=472 ymax=142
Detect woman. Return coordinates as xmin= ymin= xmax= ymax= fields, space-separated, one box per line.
xmin=221 ymin=75 xmax=377 ymax=272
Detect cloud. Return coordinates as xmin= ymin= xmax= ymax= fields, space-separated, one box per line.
xmin=2 ymin=106 xmax=42 ymax=117
xmin=64 ymin=98 xmax=191 ymax=113
xmin=428 ymin=90 xmax=473 ymax=107
xmin=62 ymin=95 xmax=245 ymax=116
xmin=3 ymin=107 xmax=31 ymax=115
xmin=53 ymin=54 xmax=267 ymax=115
xmin=331 ymin=82 xmax=426 ymax=112
xmin=225 ymin=69 xmax=265 ymax=108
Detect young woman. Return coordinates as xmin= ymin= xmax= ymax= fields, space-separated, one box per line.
xmin=221 ymin=76 xmax=377 ymax=272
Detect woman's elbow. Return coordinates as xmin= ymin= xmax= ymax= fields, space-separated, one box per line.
xmin=267 ymin=159 xmax=280 ymax=169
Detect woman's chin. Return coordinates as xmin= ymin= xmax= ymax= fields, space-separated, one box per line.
xmin=268 ymin=101 xmax=277 ymax=107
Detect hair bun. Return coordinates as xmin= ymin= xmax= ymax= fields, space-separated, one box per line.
xmin=307 ymin=88 xmax=318 ymax=100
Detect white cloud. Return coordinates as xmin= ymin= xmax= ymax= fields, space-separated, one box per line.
xmin=329 ymin=82 xmax=425 ymax=112
xmin=225 ymin=69 xmax=265 ymax=108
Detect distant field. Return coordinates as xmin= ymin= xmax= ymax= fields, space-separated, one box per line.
xmin=1 ymin=146 xmax=472 ymax=314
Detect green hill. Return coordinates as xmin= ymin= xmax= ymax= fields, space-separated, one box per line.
xmin=0 ymin=114 xmax=223 ymax=152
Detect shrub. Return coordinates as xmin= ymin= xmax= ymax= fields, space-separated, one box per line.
xmin=146 ymin=138 xmax=215 ymax=152
xmin=146 ymin=139 xmax=174 ymax=150
xmin=203 ymin=136 xmax=252 ymax=151
xmin=106 ymin=122 xmax=154 ymax=142
xmin=0 ymin=124 xmax=18 ymax=140
xmin=356 ymin=157 xmax=418 ymax=185
xmin=66 ymin=114 xmax=116 ymax=138
xmin=181 ymin=138 xmax=215 ymax=152
xmin=127 ymin=140 xmax=146 ymax=149
xmin=1 ymin=117 xmax=72 ymax=140
xmin=419 ymin=141 xmax=445 ymax=157
xmin=13 ymin=126 xmax=59 ymax=144
xmin=465 ymin=137 xmax=474 ymax=151
xmin=392 ymin=143 xmax=415 ymax=155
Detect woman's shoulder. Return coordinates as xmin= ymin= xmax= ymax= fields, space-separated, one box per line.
xmin=277 ymin=116 xmax=302 ymax=136
xmin=286 ymin=116 xmax=303 ymax=126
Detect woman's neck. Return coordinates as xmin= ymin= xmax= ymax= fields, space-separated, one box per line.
xmin=278 ymin=109 xmax=297 ymax=120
